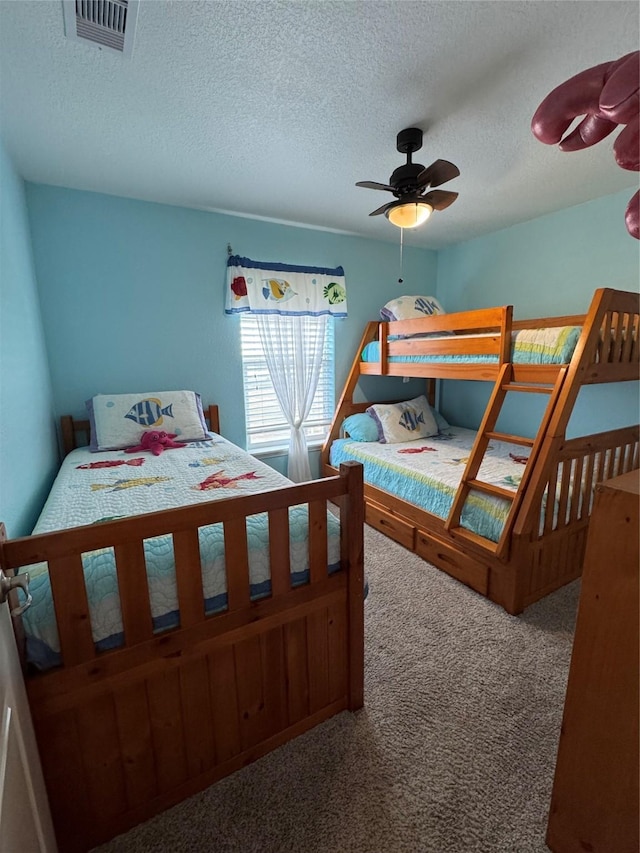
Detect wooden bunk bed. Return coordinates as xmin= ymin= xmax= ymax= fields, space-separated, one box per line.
xmin=1 ymin=405 xmax=365 ymax=853
xmin=322 ymin=287 xmax=639 ymax=615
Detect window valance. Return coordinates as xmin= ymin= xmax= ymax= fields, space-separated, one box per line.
xmin=225 ymin=255 xmax=347 ymax=317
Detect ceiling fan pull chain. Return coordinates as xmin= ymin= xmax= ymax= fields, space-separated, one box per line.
xmin=398 ymin=227 xmax=404 ymax=284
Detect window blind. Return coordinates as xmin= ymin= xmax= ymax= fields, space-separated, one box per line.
xmin=240 ymin=315 xmax=335 ymax=452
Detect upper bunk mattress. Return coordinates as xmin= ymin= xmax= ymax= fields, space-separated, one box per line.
xmin=24 ymin=434 xmax=341 ymax=670
xmin=361 ymin=325 xmax=582 ymax=365
xmin=329 ymin=426 xmax=528 ymax=541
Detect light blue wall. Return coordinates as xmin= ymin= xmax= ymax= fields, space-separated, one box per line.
xmin=437 ymin=190 xmax=640 ymax=438
xmin=0 ymin=143 xmax=58 ymax=537
xmin=25 ymin=184 xmax=438 ymax=475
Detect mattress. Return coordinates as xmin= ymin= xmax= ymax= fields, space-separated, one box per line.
xmin=329 ymin=426 xmax=528 ymax=541
xmin=361 ymin=325 xmax=582 ymax=365
xmin=24 ymin=435 xmax=341 ymax=670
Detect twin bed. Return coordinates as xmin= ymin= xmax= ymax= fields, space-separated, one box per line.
xmin=322 ymin=286 xmax=639 ymax=615
xmin=1 ymin=402 xmax=365 ymax=852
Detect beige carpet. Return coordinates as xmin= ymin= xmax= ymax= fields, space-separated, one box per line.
xmin=94 ymin=522 xmax=579 ymax=853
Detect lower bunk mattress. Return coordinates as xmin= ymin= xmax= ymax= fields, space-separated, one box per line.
xmin=24 ymin=434 xmax=341 ymax=670
xmin=329 ymin=426 xmax=525 ymax=540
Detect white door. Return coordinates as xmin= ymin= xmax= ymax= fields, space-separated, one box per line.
xmin=0 ymin=571 xmax=57 ymax=853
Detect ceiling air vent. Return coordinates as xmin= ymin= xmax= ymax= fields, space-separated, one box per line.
xmin=63 ymin=0 xmax=139 ymax=57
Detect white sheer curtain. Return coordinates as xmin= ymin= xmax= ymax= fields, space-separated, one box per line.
xmin=255 ymin=313 xmax=327 ymax=482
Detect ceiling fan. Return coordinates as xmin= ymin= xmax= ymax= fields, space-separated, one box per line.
xmin=356 ymin=127 xmax=460 ymax=228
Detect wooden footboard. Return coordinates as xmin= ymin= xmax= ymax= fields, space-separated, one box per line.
xmin=1 ymin=462 xmax=364 ymax=853
xmin=507 ymin=425 xmax=640 ymax=611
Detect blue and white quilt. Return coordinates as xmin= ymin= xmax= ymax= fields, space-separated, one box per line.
xmin=330 ymin=427 xmax=528 ymax=541
xmin=25 ymin=435 xmax=341 ymax=670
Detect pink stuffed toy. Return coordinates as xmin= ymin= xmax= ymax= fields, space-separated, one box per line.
xmin=125 ymin=430 xmax=186 ymax=456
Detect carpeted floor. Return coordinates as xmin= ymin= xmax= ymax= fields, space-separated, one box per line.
xmin=94 ymin=521 xmax=580 ymax=853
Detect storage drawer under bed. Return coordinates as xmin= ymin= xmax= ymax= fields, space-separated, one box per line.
xmin=415 ymin=529 xmax=489 ymax=595
xmin=365 ymin=502 xmax=415 ymax=550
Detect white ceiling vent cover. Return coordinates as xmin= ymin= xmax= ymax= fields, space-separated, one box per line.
xmin=63 ymin=0 xmax=139 ymax=57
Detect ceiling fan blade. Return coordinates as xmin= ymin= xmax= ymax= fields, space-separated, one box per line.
xmin=368 ymin=201 xmax=394 ymax=217
xmin=421 ymin=189 xmax=459 ymax=211
xmin=356 ymin=180 xmax=396 ymax=192
xmin=416 ymin=159 xmax=460 ymax=189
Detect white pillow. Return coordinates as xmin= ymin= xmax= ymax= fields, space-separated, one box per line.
xmin=366 ymin=395 xmax=438 ymax=444
xmin=87 ymin=390 xmax=209 ymax=451
xmin=380 ymin=295 xmax=445 ymax=321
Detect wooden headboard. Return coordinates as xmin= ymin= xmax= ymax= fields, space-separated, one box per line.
xmin=60 ymin=404 xmax=221 ymax=457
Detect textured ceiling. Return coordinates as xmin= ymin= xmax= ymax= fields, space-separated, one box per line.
xmin=0 ymin=0 xmax=638 ymax=249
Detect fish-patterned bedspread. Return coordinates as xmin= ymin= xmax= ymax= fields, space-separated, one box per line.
xmin=361 ymin=325 xmax=582 ymax=365
xmin=330 ymin=427 xmax=528 ymax=541
xmin=24 ymin=435 xmax=341 ymax=670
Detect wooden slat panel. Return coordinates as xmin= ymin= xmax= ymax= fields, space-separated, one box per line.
xmin=622 ymin=443 xmax=634 ymax=475
xmin=556 ymin=460 xmax=572 ymax=530
xmin=146 ymin=668 xmax=188 ymax=793
xmin=512 ymin=313 xmax=586 ymax=330
xmin=76 ymin=694 xmax=128 ymax=823
xmin=627 ymin=314 xmax=639 ymax=363
xmin=600 ymin=313 xmax=614 ymax=363
xmin=327 ymin=601 xmax=348 ymax=703
xmin=389 ymin=305 xmax=508 ymax=336
xmin=261 ymin=626 xmax=287 ymax=741
xmin=379 ymin=323 xmax=388 ymax=372
xmin=309 ymin=499 xmax=327 ymax=584
xmin=544 ymin=470 xmax=558 ymax=534
xmin=114 ymin=540 xmax=153 ymax=644
xmin=389 ymin=334 xmax=503 ymax=357
xmin=284 ymin=618 xmax=310 ymax=724
xmin=179 ymin=656 xmax=216 ymax=777
xmin=172 ymin=528 xmax=205 ymax=627
xmin=208 ymin=644 xmax=241 ymax=763
xmin=569 ymin=457 xmax=583 ymax=524
xmin=224 ymin=517 xmax=250 ymax=610
xmin=114 ymin=681 xmax=157 ymax=809
xmin=48 ymin=553 xmax=95 ymax=666
xmin=359 ymin=361 xmax=502 ymax=381
xmin=235 ymin=635 xmax=267 ymax=751
xmin=34 ymin=710 xmax=93 ymax=852
xmin=269 ymin=508 xmax=290 ymax=597
xmin=595 ymin=449 xmax=607 ymax=485
xmin=307 ymin=609 xmax=330 ymax=713
xmin=611 ymin=310 xmax=626 ymax=362
xmin=580 ymin=452 xmax=596 ymax=520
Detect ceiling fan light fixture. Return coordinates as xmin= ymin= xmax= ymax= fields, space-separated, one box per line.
xmin=386 ymin=201 xmax=433 ymax=229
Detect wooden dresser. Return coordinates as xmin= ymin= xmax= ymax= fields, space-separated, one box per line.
xmin=546 ymin=469 xmax=639 ymax=853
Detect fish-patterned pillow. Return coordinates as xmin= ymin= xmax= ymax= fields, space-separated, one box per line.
xmin=366 ymin=395 xmax=438 ymax=444
xmin=87 ymin=391 xmax=209 ymax=452
xmin=380 ymin=295 xmax=445 ymax=321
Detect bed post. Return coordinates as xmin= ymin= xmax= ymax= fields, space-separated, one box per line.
xmin=60 ymin=415 xmax=76 ymax=456
xmin=340 ymin=461 xmax=365 ymax=710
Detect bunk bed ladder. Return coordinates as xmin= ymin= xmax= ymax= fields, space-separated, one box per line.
xmin=444 ymin=363 xmax=568 ymax=557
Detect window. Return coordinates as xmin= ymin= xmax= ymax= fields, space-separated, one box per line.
xmin=240 ymin=314 xmax=335 ymax=453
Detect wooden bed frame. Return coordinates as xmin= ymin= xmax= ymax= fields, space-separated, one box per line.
xmin=1 ymin=406 xmax=365 ymax=853
xmin=322 ymin=287 xmax=639 ymax=615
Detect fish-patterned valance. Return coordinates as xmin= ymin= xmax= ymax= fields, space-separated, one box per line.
xmin=225 ymin=255 xmax=347 ymax=317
